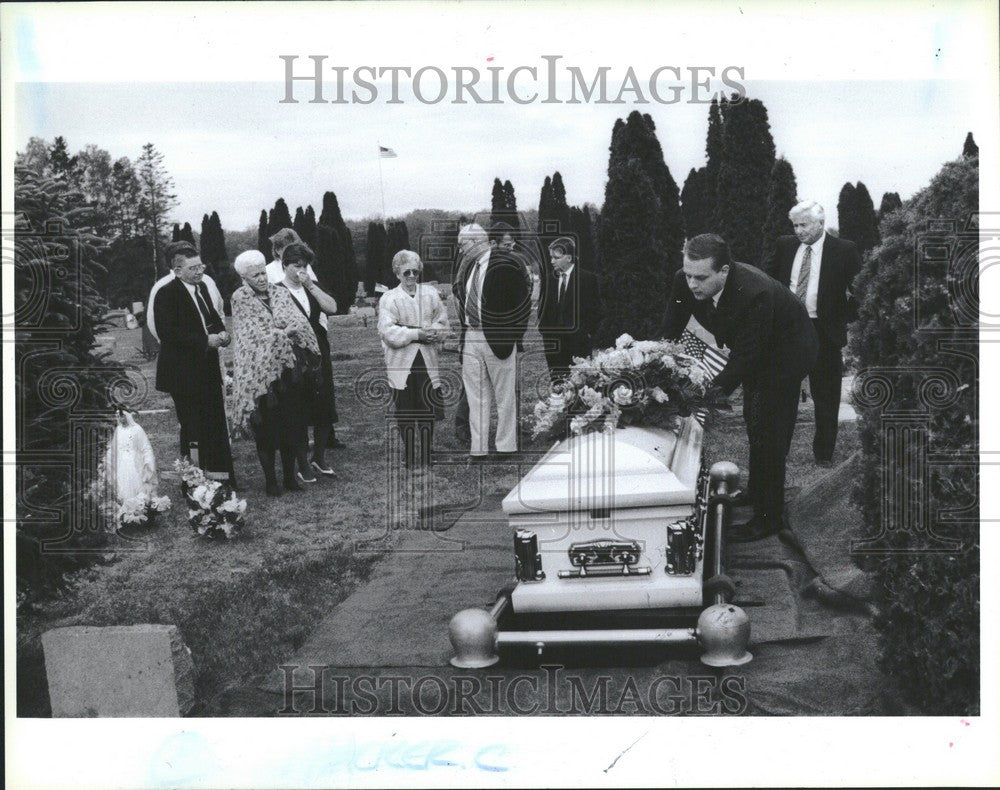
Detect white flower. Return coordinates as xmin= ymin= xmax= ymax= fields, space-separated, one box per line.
xmin=627 ymin=347 xmax=645 ymax=367
xmin=150 ymin=495 xmax=172 ymax=512
xmin=217 ymin=493 xmax=247 ymax=516
xmin=612 ymin=384 xmax=634 ymax=405
xmin=615 ymin=333 xmax=635 ymax=349
xmin=569 ymin=415 xmax=588 ymax=434
xmin=650 ymin=386 xmax=670 ymax=404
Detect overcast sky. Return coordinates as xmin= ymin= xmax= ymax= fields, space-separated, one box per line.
xmin=13 ymin=77 xmax=978 ymax=232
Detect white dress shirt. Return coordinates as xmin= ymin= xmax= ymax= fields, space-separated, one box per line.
xmin=788 ymin=232 xmax=826 ymax=318
xmin=464 ymin=249 xmax=491 ymax=324
xmin=557 ymin=264 xmax=575 ymax=300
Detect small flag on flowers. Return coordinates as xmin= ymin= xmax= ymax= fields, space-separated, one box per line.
xmin=680 ymin=330 xmax=728 ymax=425
xmin=379 ymin=145 xmax=397 ymax=158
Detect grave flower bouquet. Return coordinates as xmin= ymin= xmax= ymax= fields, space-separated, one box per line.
xmin=174 ymin=458 xmax=247 ymax=540
xmin=117 ymin=492 xmax=173 ymax=527
xmin=529 ymin=333 xmax=728 ymax=442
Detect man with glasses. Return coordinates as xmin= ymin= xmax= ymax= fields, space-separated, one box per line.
xmin=453 ymin=223 xmax=531 ymax=458
xmin=154 ymin=241 xmax=236 ymax=485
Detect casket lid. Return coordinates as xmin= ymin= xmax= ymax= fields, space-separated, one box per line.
xmin=503 ymin=419 xmax=702 ymax=515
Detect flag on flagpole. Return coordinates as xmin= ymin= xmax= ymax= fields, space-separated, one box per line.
xmin=379 ymin=145 xmax=397 ymax=158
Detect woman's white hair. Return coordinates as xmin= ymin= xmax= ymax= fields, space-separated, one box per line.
xmin=391 ymin=249 xmax=422 ymax=276
xmin=789 ymin=200 xmax=825 ymax=223
xmin=234 ymin=249 xmax=267 ymax=278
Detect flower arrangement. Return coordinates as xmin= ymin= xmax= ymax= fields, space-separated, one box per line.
xmin=529 ymin=333 xmax=729 ymax=442
xmin=174 ymin=458 xmax=247 ymax=540
xmin=117 ymin=493 xmax=173 ymax=526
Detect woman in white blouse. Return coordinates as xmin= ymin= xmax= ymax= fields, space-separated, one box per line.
xmin=378 ymin=250 xmax=450 ymax=469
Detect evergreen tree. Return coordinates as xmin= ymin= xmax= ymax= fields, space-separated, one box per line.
xmin=537 ymin=176 xmax=554 ymax=235
xmin=365 ymin=222 xmax=388 ymax=294
xmin=878 ymin=192 xmax=903 ymax=225
xmin=760 ymin=157 xmax=798 ymax=265
xmin=852 ymin=181 xmax=881 ymax=254
xmin=681 ymin=167 xmax=710 ymax=239
xmin=180 ymin=222 xmax=195 ymax=244
xmin=962 ymin=132 xmax=978 ymax=158
xmin=837 ymin=182 xmax=859 ymax=245
xmin=316 ymin=190 xmax=358 ymax=313
xmin=703 ymin=97 xmax=725 ymax=230
xmin=490 ymin=178 xmax=506 ymax=227
xmin=712 ymin=98 xmax=776 ymax=265
xmin=171 ymin=223 xmax=181 ymax=242
xmin=503 ymin=180 xmax=519 ymax=229
xmin=293 ymin=206 xmax=306 ymax=241
xmin=569 ymin=205 xmax=597 ymax=271
xmin=135 ymin=142 xmax=178 ymax=278
xmin=302 ymin=205 xmax=318 ymax=249
xmin=48 ymin=136 xmax=79 ymax=179
xmin=267 ymin=198 xmax=293 ymax=236
xmin=257 ymin=210 xmax=269 ymax=259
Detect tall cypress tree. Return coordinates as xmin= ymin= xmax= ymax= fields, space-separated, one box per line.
xmin=550 ymin=172 xmax=572 ymax=237
xmin=171 ymin=223 xmax=181 ymax=242
xmin=596 ymin=111 xmax=683 ymax=345
xmin=302 ymin=205 xmax=318 ymax=249
xmin=962 ymin=132 xmax=978 ymax=158
xmin=760 ymin=157 xmax=798 ymax=265
xmin=681 ymin=167 xmax=710 ymax=239
xmin=712 ymin=97 xmax=776 ymax=265
xmin=703 ymin=97 xmax=725 ymax=230
xmin=837 ymin=182 xmax=859 ymax=243
xmin=257 ymin=209 xmax=269 ymax=259
xmin=503 ymin=180 xmax=519 ymax=229
xmin=382 ymin=221 xmax=411 ymax=289
xmin=853 ymin=181 xmax=881 ymax=254
xmin=316 ymin=190 xmax=358 ymax=313
xmin=569 ymin=205 xmax=597 ymax=271
xmin=180 ymin=222 xmax=195 ymax=244
xmin=365 ymin=222 xmax=387 ymax=294
xmin=293 ymin=206 xmax=306 ymax=241
xmin=267 ymin=198 xmax=293 ymax=237
xmin=490 ymin=178 xmax=506 ymax=227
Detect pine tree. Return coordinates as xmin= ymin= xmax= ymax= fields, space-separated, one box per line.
xmin=48 ymin=136 xmax=79 ymax=180
xmin=257 ymin=210 xmax=269 ymax=259
xmin=681 ymin=167 xmax=709 ymax=239
xmin=180 ymin=222 xmax=195 ymax=244
xmin=878 ymin=191 xmax=903 ymax=221
xmin=550 ymin=172 xmax=572 ymax=237
xmin=760 ymin=157 xmax=798 ymax=265
xmin=962 ymin=132 xmax=978 ymax=158
xmin=712 ymin=98 xmax=776 ymax=265
xmin=853 ymin=181 xmax=881 ymax=254
xmin=570 ymin=205 xmax=597 ymax=271
xmin=171 ymin=223 xmax=181 ymax=242
xmin=837 ymin=182 xmax=859 ymax=244
xmin=316 ymin=191 xmax=358 ymax=313
xmin=503 ymin=180 xmax=519 ymax=229
xmin=135 ymin=142 xmax=178 ymax=278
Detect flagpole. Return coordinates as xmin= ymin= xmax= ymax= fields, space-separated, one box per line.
xmin=377 ymin=142 xmax=387 ymax=227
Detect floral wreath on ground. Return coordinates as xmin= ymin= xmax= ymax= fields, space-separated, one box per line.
xmin=174 ymin=458 xmax=247 ymax=540
xmin=529 ymin=333 xmax=729 ymax=442
xmin=89 ymin=461 xmax=173 ymax=532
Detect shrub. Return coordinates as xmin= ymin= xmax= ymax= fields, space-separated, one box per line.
xmin=850 ymin=154 xmax=978 ymax=713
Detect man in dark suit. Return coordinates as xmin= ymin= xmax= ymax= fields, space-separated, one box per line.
xmin=454 ymin=223 xmax=531 ymax=458
xmin=665 ymin=234 xmax=818 ymax=541
xmin=154 ymin=241 xmax=235 ymax=483
xmin=762 ymin=201 xmax=860 ymax=467
xmin=537 ymin=236 xmax=600 ymax=381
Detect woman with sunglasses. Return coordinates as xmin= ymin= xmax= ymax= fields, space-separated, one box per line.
xmin=378 ymin=250 xmax=450 ymax=469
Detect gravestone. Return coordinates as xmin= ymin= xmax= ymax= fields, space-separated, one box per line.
xmin=42 ymin=624 xmax=195 ymax=717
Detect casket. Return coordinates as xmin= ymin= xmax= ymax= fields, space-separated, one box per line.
xmin=501 ymin=418 xmax=707 ymax=614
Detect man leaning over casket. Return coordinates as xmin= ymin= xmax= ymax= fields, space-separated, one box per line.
xmin=664 ymin=233 xmax=818 ymax=542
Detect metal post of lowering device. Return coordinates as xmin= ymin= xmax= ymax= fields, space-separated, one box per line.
xmin=448 ymin=462 xmax=752 ymax=667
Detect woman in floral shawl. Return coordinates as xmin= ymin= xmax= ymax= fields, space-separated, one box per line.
xmin=231 ymin=250 xmax=321 ymax=495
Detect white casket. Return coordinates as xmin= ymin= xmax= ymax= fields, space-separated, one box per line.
xmin=501 ymin=417 xmax=707 ymax=614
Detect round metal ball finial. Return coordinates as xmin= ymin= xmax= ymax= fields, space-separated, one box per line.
xmin=448 ymin=608 xmax=500 ymax=668
xmin=709 ymin=460 xmax=740 ymax=488
xmin=697 ymin=602 xmax=753 ymax=666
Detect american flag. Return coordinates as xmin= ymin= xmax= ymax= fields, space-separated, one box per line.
xmin=681 ymin=329 xmax=728 ymax=425
xmin=378 ymin=145 xmax=398 ymax=158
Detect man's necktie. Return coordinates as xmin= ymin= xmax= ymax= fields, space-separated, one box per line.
xmin=557 ymin=271 xmax=567 ymax=303
xmin=196 ymin=283 xmax=222 ymax=333
xmin=704 ymin=300 xmax=717 ymax=333
xmin=466 ymin=262 xmax=482 ymax=328
xmin=796 ymin=246 xmax=812 ymax=302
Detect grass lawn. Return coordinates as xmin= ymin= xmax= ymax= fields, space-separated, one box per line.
xmin=17 ymin=296 xmax=859 ymax=716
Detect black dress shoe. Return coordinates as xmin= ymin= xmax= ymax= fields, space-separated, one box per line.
xmin=728 ymin=515 xmax=783 ymax=543
xmin=815 ymin=457 xmax=834 ymax=469
xmin=327 ymin=436 xmax=348 ymax=450
xmin=283 ymin=477 xmax=304 ymax=492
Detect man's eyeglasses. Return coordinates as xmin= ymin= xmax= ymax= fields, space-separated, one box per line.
xmin=401 ymin=269 xmax=421 ymax=278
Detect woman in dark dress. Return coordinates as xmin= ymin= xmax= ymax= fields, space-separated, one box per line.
xmin=230 ymin=250 xmax=320 ymax=495
xmin=277 ymin=242 xmax=340 ymax=479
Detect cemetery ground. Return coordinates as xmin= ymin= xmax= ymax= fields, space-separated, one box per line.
xmin=17 ymin=297 xmax=864 ymax=717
